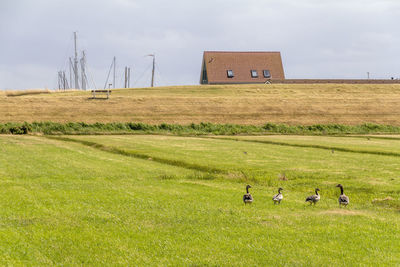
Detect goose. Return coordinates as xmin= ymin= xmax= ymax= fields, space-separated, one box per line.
xmin=243 ymin=185 xmax=253 ymax=204
xmin=305 ymin=188 xmax=320 ymax=205
xmin=336 ymin=184 xmax=349 ymax=206
xmin=272 ymin=187 xmax=283 ymax=204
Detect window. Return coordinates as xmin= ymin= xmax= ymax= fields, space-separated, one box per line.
xmin=202 ymin=60 xmax=208 ymax=84
xmin=251 ymin=70 xmax=258 ymax=78
xmin=263 ymin=70 xmax=271 ymax=78
xmin=227 ymin=70 xmax=234 ymax=78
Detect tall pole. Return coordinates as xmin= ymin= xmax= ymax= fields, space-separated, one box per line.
xmin=103 ymin=57 xmax=114 ymax=89
xmin=124 ymin=66 xmax=127 ymax=88
xmin=74 ymin=32 xmax=79 ymax=89
xmin=63 ymin=71 xmax=69 ymax=90
xmin=69 ymin=57 xmax=72 ymax=89
xmin=124 ymin=67 xmax=131 ymax=88
xmin=80 ymin=51 xmax=87 ymax=90
xmin=151 ymin=54 xmax=155 ymax=87
xmin=58 ymin=71 xmax=61 ymax=90
xmin=146 ymin=54 xmax=155 ymax=87
xmin=62 ymin=71 xmax=66 ymax=90
xmin=128 ymin=67 xmax=131 ymax=88
xmin=113 ymin=56 xmax=116 ymax=89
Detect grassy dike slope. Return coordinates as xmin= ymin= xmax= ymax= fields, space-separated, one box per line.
xmin=1 ymin=84 xmax=400 ymax=125
xmin=0 ymin=135 xmax=399 ymax=265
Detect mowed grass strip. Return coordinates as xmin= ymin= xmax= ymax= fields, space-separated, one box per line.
xmin=219 ymin=134 xmax=400 ymax=153
xmin=2 ymin=84 xmax=400 ymax=125
xmin=0 ymin=135 xmax=399 ymax=265
xmin=66 ymin=135 xmax=400 ymax=192
xmin=208 ymin=135 xmax=400 ymax=157
xmin=45 ymin=136 xmax=226 ymax=174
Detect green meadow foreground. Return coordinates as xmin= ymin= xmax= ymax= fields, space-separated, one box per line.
xmin=0 ymin=134 xmax=399 ymax=265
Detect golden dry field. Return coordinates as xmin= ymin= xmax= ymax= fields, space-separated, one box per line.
xmin=1 ymin=84 xmax=400 ymax=125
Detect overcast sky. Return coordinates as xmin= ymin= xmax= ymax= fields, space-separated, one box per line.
xmin=1 ymin=0 xmax=399 ymax=89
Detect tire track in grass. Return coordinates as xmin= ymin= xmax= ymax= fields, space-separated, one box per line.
xmin=348 ymin=135 xmax=400 ymax=141
xmin=44 ymin=136 xmax=227 ymax=174
xmin=203 ymin=137 xmax=400 ymax=158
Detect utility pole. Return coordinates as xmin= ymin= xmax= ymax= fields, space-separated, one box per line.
xmin=103 ymin=57 xmax=115 ymax=89
xmin=69 ymin=58 xmax=72 ymax=89
xmin=73 ymin=32 xmax=79 ymax=89
xmin=64 ymin=71 xmax=69 ymax=90
xmin=113 ymin=56 xmax=116 ymax=89
xmin=124 ymin=67 xmax=127 ymax=88
xmin=124 ymin=66 xmax=131 ymax=88
xmin=151 ymin=54 xmax=155 ymax=87
xmin=80 ymin=51 xmax=87 ymax=90
xmin=57 ymin=71 xmax=68 ymax=90
xmin=58 ymin=71 xmax=61 ymax=90
xmin=147 ymin=54 xmax=155 ymax=87
xmin=62 ymin=71 xmax=66 ymax=90
xmin=367 ymin=72 xmax=370 ymax=79
xmin=128 ymin=67 xmax=131 ymax=88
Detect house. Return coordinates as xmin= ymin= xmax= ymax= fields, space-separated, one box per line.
xmin=200 ymin=51 xmax=285 ymax=84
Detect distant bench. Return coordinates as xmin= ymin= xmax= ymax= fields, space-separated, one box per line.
xmin=91 ymin=90 xmax=112 ymax=99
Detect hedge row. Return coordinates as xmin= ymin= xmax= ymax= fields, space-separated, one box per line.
xmin=1 ymin=122 xmax=400 ymax=135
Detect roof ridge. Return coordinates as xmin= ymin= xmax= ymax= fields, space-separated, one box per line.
xmin=204 ymin=51 xmax=281 ymax=53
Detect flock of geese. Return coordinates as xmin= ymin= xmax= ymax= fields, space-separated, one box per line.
xmin=243 ymin=184 xmax=350 ymax=206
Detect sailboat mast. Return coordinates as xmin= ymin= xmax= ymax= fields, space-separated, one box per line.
xmin=73 ymin=32 xmax=79 ymax=89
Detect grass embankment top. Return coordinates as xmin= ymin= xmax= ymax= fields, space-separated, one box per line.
xmin=1 ymin=84 xmax=400 ymax=125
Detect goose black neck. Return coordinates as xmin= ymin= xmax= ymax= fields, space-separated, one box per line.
xmin=278 ymin=188 xmax=282 ymax=193
xmin=340 ymin=186 xmax=344 ymax=195
xmin=246 ymin=187 xmax=249 ymax=194
xmin=315 ymin=189 xmax=319 ymax=195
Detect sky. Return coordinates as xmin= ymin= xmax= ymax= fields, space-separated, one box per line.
xmin=0 ymin=0 xmax=399 ymax=89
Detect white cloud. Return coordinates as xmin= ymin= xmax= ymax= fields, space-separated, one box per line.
xmin=1 ymin=0 xmax=400 ymax=89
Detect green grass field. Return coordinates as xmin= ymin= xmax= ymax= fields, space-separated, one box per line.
xmin=0 ymin=134 xmax=399 ymax=265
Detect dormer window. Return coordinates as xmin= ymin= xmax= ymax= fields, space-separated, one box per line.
xmin=263 ymin=70 xmax=271 ymax=78
xmin=227 ymin=70 xmax=234 ymax=78
xmin=251 ymin=70 xmax=258 ymax=78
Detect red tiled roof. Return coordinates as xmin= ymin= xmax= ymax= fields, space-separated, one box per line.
xmin=201 ymin=51 xmax=285 ymax=84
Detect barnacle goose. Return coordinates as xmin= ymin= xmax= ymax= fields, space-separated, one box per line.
xmin=336 ymin=184 xmax=349 ymax=206
xmin=272 ymin=187 xmax=283 ymax=204
xmin=306 ymin=188 xmax=320 ymax=205
xmin=243 ymin=185 xmax=253 ymax=204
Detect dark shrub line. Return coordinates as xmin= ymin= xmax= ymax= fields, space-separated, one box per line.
xmin=2 ymin=122 xmax=400 ymax=135
xmin=45 ymin=136 xmax=226 ymax=174
xmin=0 ymin=123 xmax=32 ymax=135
